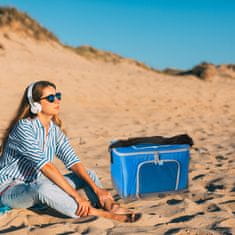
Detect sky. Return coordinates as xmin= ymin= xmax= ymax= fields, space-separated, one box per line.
xmin=0 ymin=0 xmax=235 ymax=69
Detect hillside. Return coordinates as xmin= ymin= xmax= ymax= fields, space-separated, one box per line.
xmin=164 ymin=62 xmax=235 ymax=80
xmin=0 ymin=7 xmax=159 ymax=73
xmin=1 ymin=6 xmax=234 ymax=80
xmin=0 ymin=6 xmax=235 ymax=235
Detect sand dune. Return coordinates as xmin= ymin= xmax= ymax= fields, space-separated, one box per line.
xmin=0 ymin=11 xmax=235 ymax=235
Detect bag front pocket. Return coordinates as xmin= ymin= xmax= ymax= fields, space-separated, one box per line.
xmin=136 ymin=159 xmax=180 ymax=196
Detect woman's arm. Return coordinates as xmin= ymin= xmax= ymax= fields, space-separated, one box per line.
xmin=40 ymin=162 xmax=90 ymax=216
xmin=55 ymin=128 xmax=112 ymax=206
xmin=70 ymin=162 xmax=113 ymax=206
xmin=70 ymin=162 xmax=99 ymax=192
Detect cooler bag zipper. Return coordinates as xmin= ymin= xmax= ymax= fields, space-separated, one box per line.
xmin=135 ymin=151 xmax=181 ymax=198
xmin=112 ymin=148 xmax=188 ymax=156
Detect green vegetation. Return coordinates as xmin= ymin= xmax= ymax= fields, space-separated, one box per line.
xmin=0 ymin=7 xmax=59 ymax=42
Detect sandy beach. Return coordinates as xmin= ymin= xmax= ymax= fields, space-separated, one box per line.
xmin=0 ymin=25 xmax=235 ymax=235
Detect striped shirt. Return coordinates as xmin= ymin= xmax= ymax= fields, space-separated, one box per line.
xmin=0 ymin=118 xmax=80 ymax=185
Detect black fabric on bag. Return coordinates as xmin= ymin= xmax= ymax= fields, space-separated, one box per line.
xmin=109 ymin=134 xmax=193 ymax=150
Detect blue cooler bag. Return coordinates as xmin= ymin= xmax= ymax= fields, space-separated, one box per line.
xmin=109 ymin=142 xmax=191 ymax=199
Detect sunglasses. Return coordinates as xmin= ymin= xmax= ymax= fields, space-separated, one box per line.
xmin=40 ymin=92 xmax=62 ymax=103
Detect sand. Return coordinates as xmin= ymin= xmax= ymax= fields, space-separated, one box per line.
xmin=0 ymin=31 xmax=235 ymax=235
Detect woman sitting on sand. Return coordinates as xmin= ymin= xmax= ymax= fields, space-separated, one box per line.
xmin=0 ymin=81 xmax=140 ymax=222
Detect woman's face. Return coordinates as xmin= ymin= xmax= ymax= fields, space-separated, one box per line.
xmin=39 ymin=86 xmax=61 ymax=116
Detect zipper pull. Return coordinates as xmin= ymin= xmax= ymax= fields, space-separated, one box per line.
xmin=154 ymin=152 xmax=163 ymax=165
xmin=154 ymin=152 xmax=159 ymax=164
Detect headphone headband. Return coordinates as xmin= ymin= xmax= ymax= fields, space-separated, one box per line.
xmin=27 ymin=82 xmax=42 ymax=114
xmin=27 ymin=82 xmax=35 ymax=106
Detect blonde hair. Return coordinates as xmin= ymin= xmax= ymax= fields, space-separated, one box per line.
xmin=1 ymin=81 xmax=63 ymax=154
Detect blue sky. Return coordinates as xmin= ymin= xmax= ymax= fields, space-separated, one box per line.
xmin=1 ymin=0 xmax=235 ymax=69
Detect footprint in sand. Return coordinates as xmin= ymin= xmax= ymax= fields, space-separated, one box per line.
xmin=207 ymin=203 xmax=221 ymax=212
xmin=0 ymin=42 xmax=4 ymax=50
xmin=205 ymin=178 xmax=225 ymax=192
xmin=230 ymin=186 xmax=235 ymax=192
xmin=148 ymin=212 xmax=156 ymax=215
xmin=206 ymin=183 xmax=225 ymax=192
xmin=210 ymin=221 xmax=233 ymax=235
xmin=192 ymin=174 xmax=205 ymax=181
xmin=195 ymin=197 xmax=214 ymax=204
xmin=216 ymin=144 xmax=225 ymax=150
xmin=219 ymin=200 xmax=235 ymax=206
xmin=193 ymin=147 xmax=209 ymax=154
xmin=168 ymin=212 xmax=204 ymax=224
xmin=215 ymin=163 xmax=223 ymax=167
xmin=164 ymin=228 xmax=183 ymax=234
xmin=192 ymin=193 xmax=215 ymax=205
xmin=166 ymin=199 xmax=184 ymax=205
xmin=215 ymin=155 xmax=227 ymax=161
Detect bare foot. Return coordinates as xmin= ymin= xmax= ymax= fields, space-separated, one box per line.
xmin=103 ymin=198 xmax=132 ymax=215
xmin=109 ymin=212 xmax=142 ymax=223
xmin=89 ymin=207 xmax=142 ymax=223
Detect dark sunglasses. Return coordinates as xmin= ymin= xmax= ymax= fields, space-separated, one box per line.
xmin=40 ymin=92 xmax=62 ymax=103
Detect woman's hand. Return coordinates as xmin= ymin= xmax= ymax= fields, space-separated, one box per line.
xmin=74 ymin=196 xmax=91 ymax=217
xmin=95 ymin=187 xmax=113 ymax=207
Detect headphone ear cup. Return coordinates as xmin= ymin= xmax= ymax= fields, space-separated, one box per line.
xmin=30 ymin=102 xmax=42 ymax=114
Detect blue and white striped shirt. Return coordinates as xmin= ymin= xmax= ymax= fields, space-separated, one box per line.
xmin=0 ymin=118 xmax=80 ymax=185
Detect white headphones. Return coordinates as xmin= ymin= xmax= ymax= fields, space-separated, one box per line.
xmin=27 ymin=82 xmax=42 ymax=114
